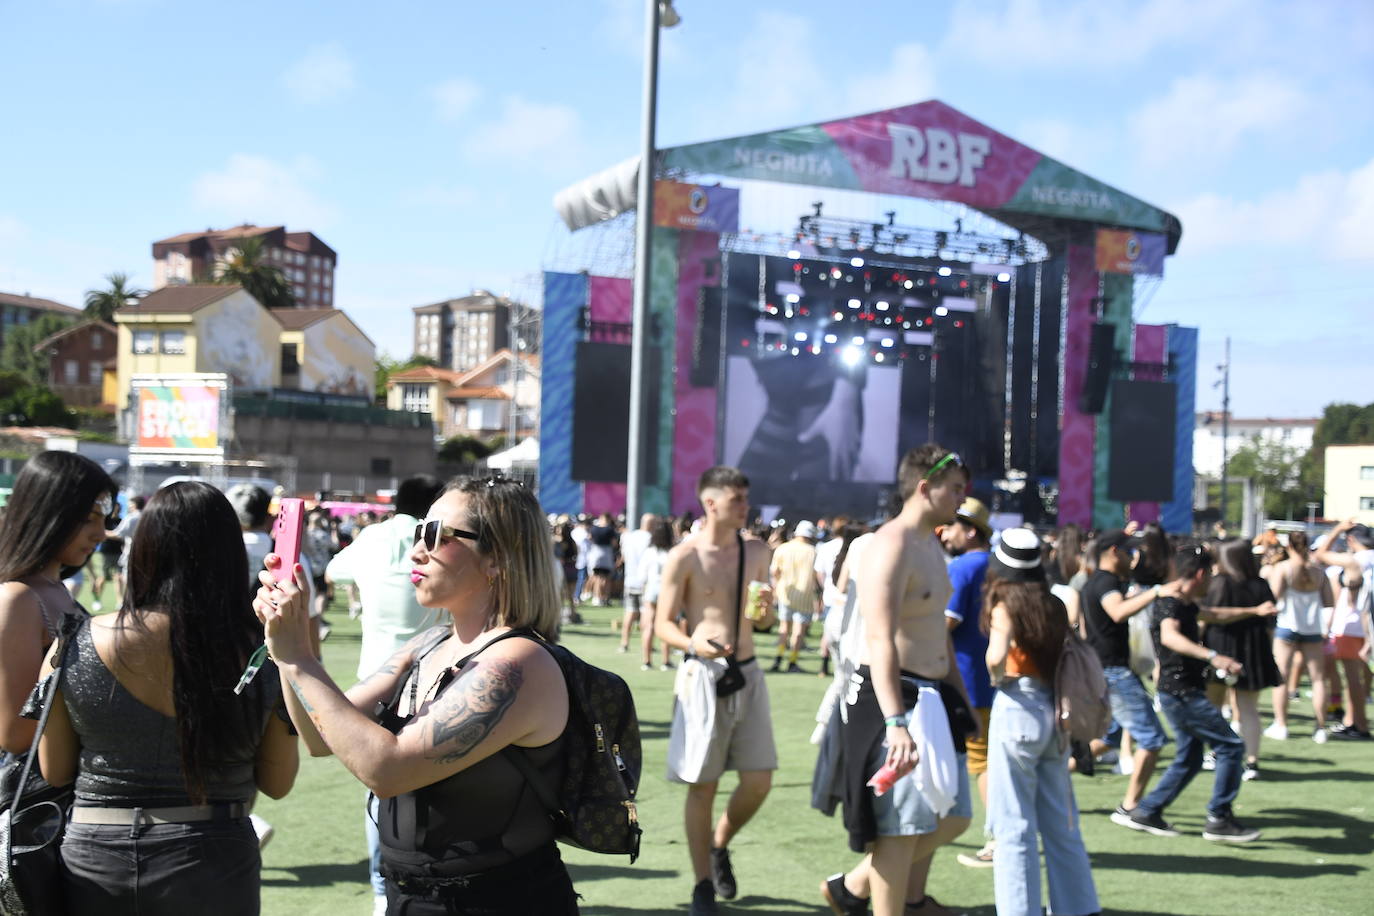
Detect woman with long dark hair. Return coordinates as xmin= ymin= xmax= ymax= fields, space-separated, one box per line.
xmin=0 ymin=451 xmax=115 ymax=808
xmin=982 ymin=528 xmax=1098 ymax=916
xmin=255 ymin=477 xmax=578 ymax=914
xmin=637 ymin=517 xmax=676 ymax=670
xmin=1203 ymin=538 xmax=1280 ymax=779
xmin=37 ymin=481 xmax=299 ymax=914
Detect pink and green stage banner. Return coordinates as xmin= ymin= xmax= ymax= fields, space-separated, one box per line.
xmin=663 ymin=100 xmax=1175 ymax=238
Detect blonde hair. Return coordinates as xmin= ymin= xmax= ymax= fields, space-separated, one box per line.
xmin=443 ymin=476 xmax=562 ymax=638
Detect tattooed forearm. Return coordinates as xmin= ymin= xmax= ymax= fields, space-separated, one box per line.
xmin=426 ymin=659 xmax=523 ymax=765
xmin=288 ymin=677 xmax=325 ymax=735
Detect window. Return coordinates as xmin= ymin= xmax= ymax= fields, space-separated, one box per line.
xmin=89 ymin=361 xmax=103 ymax=383
xmin=91 ymin=330 xmax=103 ymax=348
xmin=281 ymin=343 xmax=300 ymax=374
xmin=133 ymin=330 xmax=156 ymax=354
xmin=370 ymin=457 xmax=392 ymax=475
xmin=64 ymin=360 xmax=79 ymax=384
xmin=1362 ymin=496 xmax=1374 ymax=511
xmin=401 ymin=383 xmax=430 ymax=413
xmin=1361 ymin=466 xmax=1374 ymax=481
xmin=323 ymin=273 xmax=332 ymax=287
xmin=160 ymin=330 xmax=186 ymax=355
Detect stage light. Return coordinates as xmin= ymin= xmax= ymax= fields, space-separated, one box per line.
xmin=881 ymin=338 xmax=894 ymax=348
xmin=937 ymin=266 xmax=953 ymax=277
xmin=740 ymin=339 xmax=750 ymax=347
xmin=787 ymin=249 xmax=801 ymax=259
xmin=876 ymin=301 xmax=890 ymax=311
xmin=850 ymin=257 xmax=865 ymax=268
xmin=874 ymin=352 xmax=885 ymax=363
xmin=851 ymin=336 xmax=864 ymax=346
xmin=997 ymin=272 xmax=1011 ymax=283
xmin=903 ymin=321 xmax=911 ymax=329
xmin=904 ymin=280 xmax=914 ymax=289
xmin=830 ymin=267 xmax=842 ymax=279
xmin=824 ymin=333 xmax=838 ymax=343
xmin=811 ymin=344 xmax=821 ymax=355
xmin=848 ymin=298 xmax=861 ymax=309
xmin=785 ymin=293 xmax=800 ymax=303
xmin=841 ymin=345 xmax=863 ymax=367
xmin=791 ymin=347 xmax=800 ymax=356
xmin=935 ymin=306 xmax=949 ymax=317
xmin=794 ymin=331 xmax=808 ymax=342
xmin=954 ymin=320 xmax=964 ymax=328
xmin=833 ymin=311 xmax=843 ymax=320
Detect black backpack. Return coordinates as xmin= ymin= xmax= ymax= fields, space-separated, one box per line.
xmin=503 ymin=632 xmax=643 ymax=863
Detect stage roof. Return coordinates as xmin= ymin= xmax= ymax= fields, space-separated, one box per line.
xmin=555 ymin=99 xmax=1182 ymax=255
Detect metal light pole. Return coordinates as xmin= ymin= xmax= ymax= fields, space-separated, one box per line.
xmin=626 ymin=0 xmax=679 ymax=524
xmin=1217 ymin=336 xmax=1231 ymax=529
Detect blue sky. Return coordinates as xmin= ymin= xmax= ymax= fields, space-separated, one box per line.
xmin=1 ymin=0 xmax=1369 ymax=418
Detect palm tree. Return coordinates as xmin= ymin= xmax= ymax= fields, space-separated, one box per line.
xmin=214 ymin=236 xmax=296 ymax=309
xmin=83 ymin=272 xmax=147 ymax=322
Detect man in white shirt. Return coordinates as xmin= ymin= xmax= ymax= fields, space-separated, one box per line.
xmin=619 ymin=513 xmax=656 ymax=655
xmin=325 ymin=474 xmax=443 ymax=914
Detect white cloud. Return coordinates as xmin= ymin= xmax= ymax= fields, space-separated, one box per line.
xmin=192 ymin=154 xmax=337 ymax=228
xmin=1172 ymin=156 xmax=1374 ymax=260
xmin=942 ymin=0 xmax=1244 ymax=69
xmin=1129 ymin=73 xmax=1305 ymax=172
xmin=463 ymin=96 xmax=584 ymax=166
xmin=431 ymin=78 xmax=481 ymax=121
xmin=283 ymin=43 xmax=355 ymax=104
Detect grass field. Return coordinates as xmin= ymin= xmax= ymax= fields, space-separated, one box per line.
xmin=73 ymin=581 xmax=1374 ymax=914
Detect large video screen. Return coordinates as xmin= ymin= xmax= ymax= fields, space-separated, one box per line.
xmin=715 ymin=250 xmax=1007 ymax=519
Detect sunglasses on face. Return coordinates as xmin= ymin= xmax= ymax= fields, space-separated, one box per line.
xmin=413 ymin=519 xmax=482 ymax=552
xmin=924 ymin=452 xmax=966 ymax=481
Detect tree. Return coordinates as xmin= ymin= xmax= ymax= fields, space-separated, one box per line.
xmin=213 ymin=236 xmax=296 ymax=309
xmin=0 ymin=370 xmax=75 ymax=428
xmin=83 ymin=272 xmax=147 ymax=322
xmin=0 ymin=313 xmax=74 ymax=384
xmin=438 ymin=434 xmax=493 ymax=466
xmin=1227 ymin=435 xmax=1307 ymax=520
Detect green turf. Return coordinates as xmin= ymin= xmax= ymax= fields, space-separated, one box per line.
xmin=70 ymin=580 xmax=1373 ymax=914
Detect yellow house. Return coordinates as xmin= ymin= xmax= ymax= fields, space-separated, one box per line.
xmin=114 ymin=285 xmax=376 ymax=409
xmin=386 ymin=349 xmax=538 ymax=439
xmin=114 ymin=286 xmax=281 ymax=409
xmin=271 ymin=307 xmax=375 ymax=399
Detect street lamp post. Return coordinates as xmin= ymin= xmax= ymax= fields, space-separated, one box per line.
xmin=626 ymin=0 xmax=678 ymax=525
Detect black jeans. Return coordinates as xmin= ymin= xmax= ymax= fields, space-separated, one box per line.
xmin=60 ymin=816 xmax=260 ymax=915
xmin=385 ymin=844 xmax=579 ymax=915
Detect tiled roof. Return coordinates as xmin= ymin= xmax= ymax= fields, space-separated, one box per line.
xmin=33 ymin=319 xmax=117 ymax=352
xmin=0 ymin=291 xmax=82 ymax=315
xmin=270 ymin=307 xmax=338 ymax=330
xmin=388 ymin=366 xmax=466 ymax=383
xmin=152 ymin=225 xmax=284 ymax=245
xmin=446 ymin=386 xmax=510 ymax=401
xmin=115 ymin=284 xmax=240 ymax=316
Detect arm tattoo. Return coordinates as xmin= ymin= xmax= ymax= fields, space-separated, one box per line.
xmin=426 ymin=658 xmax=523 ymax=766
xmin=355 ymin=659 xmax=401 ymax=691
xmin=288 ymin=677 xmax=324 ymax=735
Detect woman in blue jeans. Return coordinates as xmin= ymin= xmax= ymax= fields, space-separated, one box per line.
xmin=38 ymin=482 xmax=299 ymax=914
xmin=982 ymin=529 xmax=1099 ymax=916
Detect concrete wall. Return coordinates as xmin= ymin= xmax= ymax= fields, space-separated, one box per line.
xmin=231 ymin=411 xmax=436 ymax=497
xmin=298 ymin=313 xmax=374 ymax=399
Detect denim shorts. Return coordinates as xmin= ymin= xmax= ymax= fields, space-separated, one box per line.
xmin=1275 ymin=627 xmax=1323 ymax=644
xmin=61 ymin=817 xmax=260 ymax=915
xmin=868 ymin=742 xmax=973 ymax=837
xmin=1103 ymin=666 xmax=1167 ymax=752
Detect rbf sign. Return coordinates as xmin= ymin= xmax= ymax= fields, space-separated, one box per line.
xmin=886 ymin=123 xmax=991 ymax=188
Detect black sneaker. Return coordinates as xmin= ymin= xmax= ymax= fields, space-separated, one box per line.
xmin=820 ymin=872 xmax=867 ymax=916
xmin=787 ymin=662 xmax=804 ymax=674
xmin=710 ymin=846 xmax=737 ymax=900
xmin=1110 ymin=807 xmax=1180 ymax=837
xmin=768 ymin=657 xmax=783 ymax=673
xmin=1202 ymin=815 xmax=1261 ymax=843
xmin=690 ymin=877 xmax=719 ymax=915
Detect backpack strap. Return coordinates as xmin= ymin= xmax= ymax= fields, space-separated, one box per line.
xmin=734 ymin=532 xmax=746 ymax=646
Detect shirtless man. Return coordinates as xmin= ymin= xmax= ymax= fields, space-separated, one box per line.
xmin=656 ymin=466 xmax=777 ymax=916
xmin=820 ymin=444 xmax=976 ymax=916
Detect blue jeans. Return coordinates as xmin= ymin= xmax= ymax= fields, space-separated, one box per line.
xmin=1136 ymin=689 xmax=1245 ymax=819
xmin=1103 ymin=666 xmax=1167 ymax=752
xmin=61 ymin=816 xmax=260 ymax=915
xmin=988 ymin=678 xmax=1099 ymax=916
xmin=367 ymin=792 xmax=387 ymax=895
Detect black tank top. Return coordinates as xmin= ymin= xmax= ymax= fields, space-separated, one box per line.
xmin=378 ymin=631 xmax=567 ymax=878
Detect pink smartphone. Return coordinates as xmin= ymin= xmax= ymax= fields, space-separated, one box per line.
xmin=272 ymin=498 xmax=306 ymax=584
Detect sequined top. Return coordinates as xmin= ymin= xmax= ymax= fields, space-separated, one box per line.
xmin=60 ymin=617 xmax=280 ymax=806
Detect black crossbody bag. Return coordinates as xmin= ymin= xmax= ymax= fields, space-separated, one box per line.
xmin=713 ymin=533 xmax=748 ymax=698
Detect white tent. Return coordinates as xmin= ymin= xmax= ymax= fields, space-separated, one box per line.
xmin=485 ymin=437 xmax=539 ymax=470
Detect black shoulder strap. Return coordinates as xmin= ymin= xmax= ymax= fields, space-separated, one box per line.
xmin=734 ymin=532 xmax=746 ymax=644
xmin=7 ymin=616 xmax=79 ymax=821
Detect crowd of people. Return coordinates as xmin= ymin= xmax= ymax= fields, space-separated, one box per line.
xmin=1 ymin=446 xmax=1370 ymax=915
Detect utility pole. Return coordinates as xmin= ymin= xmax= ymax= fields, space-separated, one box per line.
xmin=1217 ymin=336 xmax=1231 ymax=529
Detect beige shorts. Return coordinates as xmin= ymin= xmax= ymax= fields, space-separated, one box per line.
xmin=667 ymin=659 xmax=778 ymax=784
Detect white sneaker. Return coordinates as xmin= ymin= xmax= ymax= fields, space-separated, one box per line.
xmin=1313 ymin=728 xmax=1329 ymax=744
xmin=250 ymin=813 xmax=274 ymax=850
xmin=1263 ymin=722 xmax=1288 ymax=741
xmin=1113 ymin=755 xmax=1135 ymax=776
xmin=91 ymin=600 xmax=102 ymax=612
xmin=372 ymin=894 xmax=388 ymax=916
xmin=1202 ymin=752 xmax=1216 ymax=771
